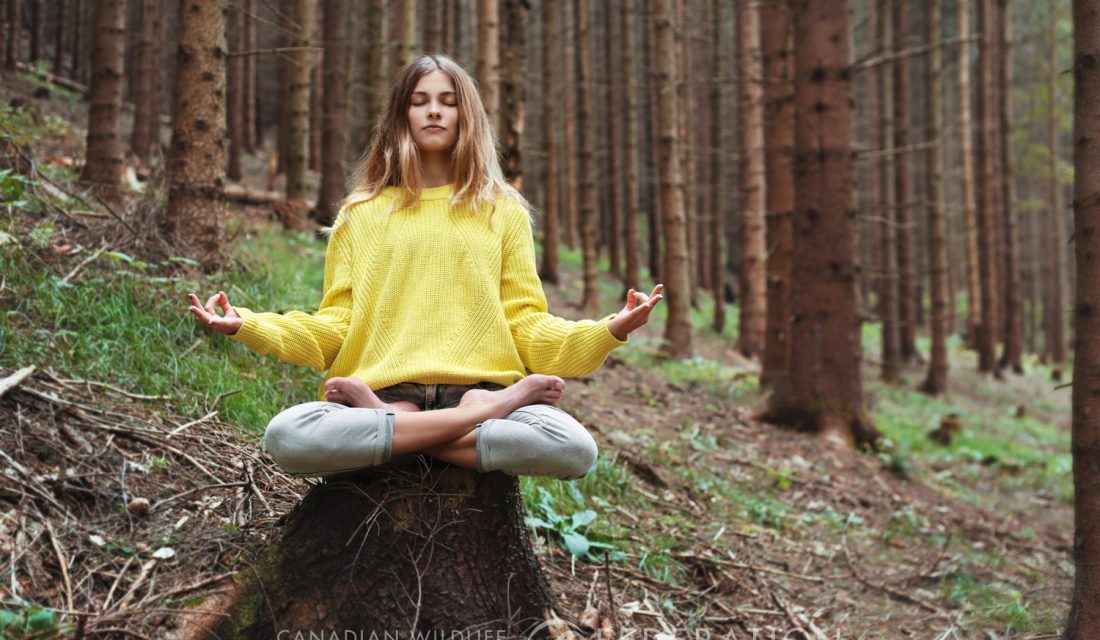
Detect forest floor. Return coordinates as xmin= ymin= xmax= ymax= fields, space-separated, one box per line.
xmin=0 ymin=66 xmax=1074 ymax=639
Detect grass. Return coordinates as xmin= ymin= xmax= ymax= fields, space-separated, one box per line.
xmin=0 ymin=212 xmax=326 ymax=433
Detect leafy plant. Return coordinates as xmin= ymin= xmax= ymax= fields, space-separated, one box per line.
xmin=0 ymin=602 xmax=72 ymax=639
xmin=524 ymin=486 xmax=618 ymax=560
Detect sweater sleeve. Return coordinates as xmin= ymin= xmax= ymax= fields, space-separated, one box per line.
xmin=227 ymin=230 xmax=352 ymax=372
xmin=500 ymin=202 xmax=627 ymax=377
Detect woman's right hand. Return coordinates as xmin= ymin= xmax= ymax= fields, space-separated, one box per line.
xmin=188 ymin=291 xmax=244 ymax=336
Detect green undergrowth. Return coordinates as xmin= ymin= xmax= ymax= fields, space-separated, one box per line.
xmin=0 ymin=210 xmax=325 ymax=433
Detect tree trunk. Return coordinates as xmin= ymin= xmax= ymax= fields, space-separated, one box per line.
xmin=1065 ymin=2 xmax=1100 ymax=634
xmin=28 ymin=0 xmax=41 ymax=62
xmin=164 ymin=0 xmax=227 ymax=273
xmin=893 ymin=0 xmax=918 ymax=362
xmin=622 ymin=0 xmax=641 ymax=292
xmin=80 ymin=0 xmax=126 ymax=196
xmin=538 ymin=0 xmax=559 ymax=284
xmin=577 ymin=0 xmax=599 ymax=314
xmin=477 ymin=0 xmax=500 ymax=131
xmin=395 ymin=0 xmax=416 ymax=72
xmin=736 ymin=0 xmax=766 ymax=359
xmin=998 ymin=0 xmax=1023 ymax=373
xmin=500 ymin=0 xmax=524 ymax=185
xmin=130 ymin=0 xmax=160 ymax=162
xmin=364 ymin=0 xmax=385 ymax=150
xmin=606 ymin=0 xmax=623 ymax=281
xmin=922 ymin=0 xmax=949 ymax=395
xmin=642 ymin=2 xmax=660 ymax=281
xmin=760 ymin=0 xmax=795 ymax=394
xmin=69 ymin=0 xmax=83 ymax=82
xmin=53 ymin=0 xmax=67 ymax=76
xmin=710 ymin=0 xmax=729 ymax=335
xmin=309 ymin=27 xmax=323 ymax=174
xmin=763 ymin=0 xmax=878 ymax=446
xmin=214 ymin=466 xmax=560 ymax=638
xmin=3 ymin=0 xmax=16 ymax=72
xmin=561 ymin=0 xmax=578 ymax=249
xmin=226 ymin=2 xmax=244 ymax=182
xmin=243 ymin=0 xmax=257 ymax=154
xmin=285 ymin=0 xmax=315 ymax=202
xmin=316 ymin=0 xmax=348 ymax=224
xmin=958 ymin=0 xmax=982 ymax=349
xmin=1046 ymin=0 xmax=1067 ymax=365
xmin=675 ymin=0 xmax=697 ymax=309
xmin=976 ymin=0 xmax=1002 ymax=373
xmin=878 ymin=0 xmax=901 ymax=384
xmin=654 ymin=0 xmax=693 ymax=359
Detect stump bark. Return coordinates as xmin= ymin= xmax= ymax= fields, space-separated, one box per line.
xmin=217 ymin=458 xmax=560 ymax=639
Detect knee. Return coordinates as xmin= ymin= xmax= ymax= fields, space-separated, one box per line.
xmin=518 ymin=405 xmax=598 ymax=480
xmin=263 ymin=402 xmax=330 ymax=472
xmin=558 ymin=423 xmax=598 ymax=480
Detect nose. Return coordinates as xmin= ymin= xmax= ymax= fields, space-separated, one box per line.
xmin=428 ymin=101 xmax=442 ymax=118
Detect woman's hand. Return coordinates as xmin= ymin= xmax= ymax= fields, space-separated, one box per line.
xmin=188 ymin=291 xmax=244 ymax=336
xmin=606 ymin=284 xmax=664 ymax=341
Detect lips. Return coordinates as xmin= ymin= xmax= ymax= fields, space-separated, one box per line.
xmin=424 ymin=126 xmax=445 ymax=132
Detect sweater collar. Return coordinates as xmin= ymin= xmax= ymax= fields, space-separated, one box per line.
xmin=419 ymin=184 xmax=454 ymax=201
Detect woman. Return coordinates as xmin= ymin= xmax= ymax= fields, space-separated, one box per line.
xmin=188 ymin=54 xmax=663 ymax=480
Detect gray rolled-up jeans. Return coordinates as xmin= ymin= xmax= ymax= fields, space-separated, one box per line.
xmin=261 ymin=381 xmax=598 ymax=480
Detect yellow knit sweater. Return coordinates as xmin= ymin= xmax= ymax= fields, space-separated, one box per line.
xmin=229 ymin=184 xmax=627 ymax=400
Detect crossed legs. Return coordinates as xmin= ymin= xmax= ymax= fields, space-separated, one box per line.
xmin=322 ymin=375 xmax=565 ymax=465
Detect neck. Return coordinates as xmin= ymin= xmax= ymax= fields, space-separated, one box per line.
xmin=420 ymin=151 xmax=453 ymax=188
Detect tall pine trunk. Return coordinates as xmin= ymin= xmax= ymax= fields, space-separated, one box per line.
xmin=922 ymin=0 xmax=949 ymax=394
xmin=878 ymin=0 xmax=902 ymax=383
xmin=577 ymin=0 xmax=599 ymax=314
xmin=4 ymin=0 xmax=18 ymax=72
xmin=654 ymin=0 xmax=693 ymax=359
xmin=285 ymin=0 xmax=315 ymax=202
xmin=976 ymin=0 xmax=1002 ymax=373
xmin=227 ymin=3 xmax=244 ymax=182
xmin=500 ymin=0 xmax=524 ymax=184
xmin=760 ymin=0 xmax=795 ymax=394
xmin=244 ymin=0 xmax=257 ymax=153
xmin=164 ymin=0 xmax=227 ymax=272
xmin=395 ymin=0 xmax=416 ymax=72
xmin=622 ymin=0 xmax=641 ymax=292
xmin=764 ymin=0 xmax=878 ymax=446
xmin=477 ymin=0 xmax=500 ymax=130
xmin=538 ymin=0 xmax=560 ymax=284
xmin=317 ymin=0 xmax=349 ymax=224
xmin=130 ymin=0 xmax=160 ymax=162
xmin=80 ymin=0 xmax=126 ymax=196
xmin=958 ymin=0 xmax=982 ymax=349
xmin=53 ymin=0 xmax=67 ymax=76
xmin=561 ymin=0 xmax=579 ymax=249
xmin=1065 ymin=2 xmax=1100 ymax=634
xmin=736 ymin=0 xmax=766 ymax=359
xmin=893 ymin=0 xmax=918 ymax=361
xmin=998 ymin=1 xmax=1024 ymax=372
xmin=1046 ymin=0 xmax=1067 ymax=365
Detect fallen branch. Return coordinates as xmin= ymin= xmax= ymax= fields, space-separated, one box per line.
xmin=0 ymin=366 xmax=35 ymax=399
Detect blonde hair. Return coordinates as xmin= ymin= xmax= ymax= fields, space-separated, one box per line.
xmin=330 ymin=54 xmax=529 ymax=231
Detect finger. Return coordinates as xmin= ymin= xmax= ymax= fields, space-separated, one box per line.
xmin=204 ymin=293 xmax=220 ymax=314
xmin=218 ymin=291 xmax=232 ymax=312
xmin=651 ymin=284 xmax=664 ymax=297
xmin=647 ymin=294 xmax=664 ymax=308
xmin=625 ymin=289 xmax=638 ymax=310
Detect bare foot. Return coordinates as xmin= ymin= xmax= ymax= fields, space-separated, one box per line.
xmin=324 ymin=377 xmax=420 ymax=412
xmin=459 ymin=375 xmax=565 ymax=419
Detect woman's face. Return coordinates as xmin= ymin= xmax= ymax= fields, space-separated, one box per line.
xmin=407 ymin=70 xmax=459 ymax=155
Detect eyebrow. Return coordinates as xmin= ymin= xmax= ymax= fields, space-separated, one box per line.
xmin=411 ymin=91 xmax=457 ymax=97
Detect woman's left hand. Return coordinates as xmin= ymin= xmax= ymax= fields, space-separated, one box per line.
xmin=606 ymin=284 xmax=664 ymax=341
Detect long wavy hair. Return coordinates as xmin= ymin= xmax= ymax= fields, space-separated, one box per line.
xmin=333 ymin=54 xmax=528 ymax=227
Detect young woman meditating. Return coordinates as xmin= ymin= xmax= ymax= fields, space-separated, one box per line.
xmin=188 ymin=54 xmax=663 ymax=480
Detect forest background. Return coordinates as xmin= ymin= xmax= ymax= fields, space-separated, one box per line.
xmin=0 ymin=0 xmax=1097 ymax=638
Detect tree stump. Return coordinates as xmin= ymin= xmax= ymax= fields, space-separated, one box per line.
xmin=218 ymin=457 xmax=563 ymax=639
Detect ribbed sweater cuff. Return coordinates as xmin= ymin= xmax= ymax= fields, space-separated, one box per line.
xmin=227 ymin=307 xmax=263 ymax=350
